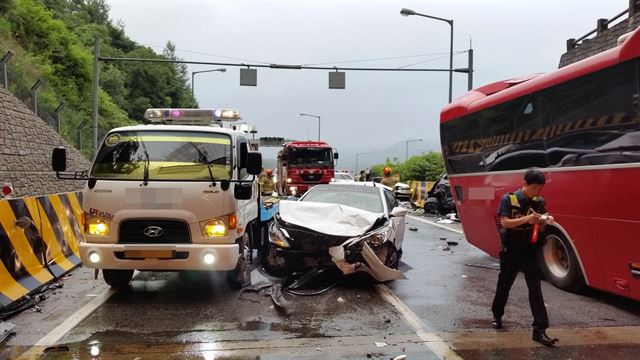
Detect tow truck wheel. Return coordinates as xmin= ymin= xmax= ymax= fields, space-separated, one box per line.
xmin=538 ymin=228 xmax=585 ymax=292
xmin=227 ymin=231 xmax=252 ymax=289
xmin=103 ymin=269 xmax=134 ymax=288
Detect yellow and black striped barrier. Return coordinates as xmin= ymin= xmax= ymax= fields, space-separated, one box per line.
xmin=407 ymin=181 xmax=435 ymax=208
xmin=0 ymin=192 xmax=83 ymax=308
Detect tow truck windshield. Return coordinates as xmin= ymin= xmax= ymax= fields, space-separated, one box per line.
xmin=91 ymin=130 xmax=232 ymax=181
xmin=288 ymin=147 xmax=332 ymax=167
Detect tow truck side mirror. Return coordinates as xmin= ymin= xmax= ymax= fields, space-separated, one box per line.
xmin=234 ymin=182 xmax=252 ymax=200
xmin=239 ymin=142 xmax=248 ymax=169
xmin=52 ymin=147 xmax=67 ymax=172
xmin=334 ymin=152 xmax=339 ymax=160
xmin=246 ymin=152 xmax=262 ymax=175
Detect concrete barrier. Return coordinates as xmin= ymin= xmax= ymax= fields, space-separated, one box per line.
xmin=0 ymin=192 xmax=83 ymax=308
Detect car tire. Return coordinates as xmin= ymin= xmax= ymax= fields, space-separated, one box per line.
xmin=537 ymin=228 xmax=585 ymax=292
xmin=259 ymin=239 xmax=287 ymax=277
xmin=227 ymin=231 xmax=252 ymax=289
xmin=103 ymin=269 xmax=133 ymax=288
xmin=384 ymin=242 xmax=401 ymax=270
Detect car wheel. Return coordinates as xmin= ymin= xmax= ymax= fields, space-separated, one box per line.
xmin=227 ymin=231 xmax=252 ymax=289
xmin=259 ymin=239 xmax=287 ymax=277
xmin=103 ymin=269 xmax=133 ymax=288
xmin=381 ymin=242 xmax=400 ymax=270
xmin=537 ymin=228 xmax=585 ymax=292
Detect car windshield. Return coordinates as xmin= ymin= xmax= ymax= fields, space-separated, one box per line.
xmin=288 ymin=147 xmax=332 ymax=167
xmin=92 ymin=130 xmax=232 ymax=180
xmin=301 ymin=185 xmax=383 ymax=213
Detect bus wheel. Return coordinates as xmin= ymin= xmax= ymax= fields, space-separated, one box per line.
xmin=538 ymin=229 xmax=585 ymax=292
xmin=103 ymin=269 xmax=133 ymax=288
xmin=227 ymin=231 xmax=252 ymax=289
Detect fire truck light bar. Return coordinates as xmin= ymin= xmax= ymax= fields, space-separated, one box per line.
xmin=144 ymin=108 xmax=241 ymax=125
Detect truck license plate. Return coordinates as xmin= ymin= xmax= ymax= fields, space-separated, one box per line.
xmin=124 ymin=250 xmax=174 ymax=259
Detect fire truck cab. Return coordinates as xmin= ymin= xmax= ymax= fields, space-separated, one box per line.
xmin=52 ymin=108 xmax=262 ymax=289
xmin=276 ymin=141 xmax=338 ymax=197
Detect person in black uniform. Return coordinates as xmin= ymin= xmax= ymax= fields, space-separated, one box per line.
xmin=491 ymin=169 xmax=558 ymax=347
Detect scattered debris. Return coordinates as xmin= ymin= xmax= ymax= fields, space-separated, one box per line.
xmin=446 ymin=241 xmax=459 ymax=246
xmin=337 ymin=297 xmax=346 ymax=303
xmin=32 ymin=305 xmax=42 ymax=313
xmin=366 ymin=353 xmax=373 ymax=359
xmin=439 ymin=237 xmax=447 ymax=241
xmin=269 ymin=284 xmax=292 ymax=315
xmin=316 ymin=347 xmax=322 ymax=351
xmin=408 ymin=226 xmax=418 ymax=231
xmin=384 ymin=318 xmax=391 ymax=323
xmin=436 ymin=219 xmax=455 ymax=224
xmin=442 ymin=246 xmax=451 ymax=251
xmin=283 ymin=268 xmax=341 ymax=296
xmin=374 ymin=341 xmax=387 ymax=347
xmin=393 ymin=355 xmax=408 ymax=360
xmin=465 ymin=263 xmax=500 ymax=270
xmin=461 ymin=275 xmax=468 ymax=278
xmin=0 ymin=322 xmax=16 ymax=345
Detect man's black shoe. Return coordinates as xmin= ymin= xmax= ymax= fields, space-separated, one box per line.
xmin=491 ymin=318 xmax=502 ymax=329
xmin=532 ymin=332 xmax=558 ymax=347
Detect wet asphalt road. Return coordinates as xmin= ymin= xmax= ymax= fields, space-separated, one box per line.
xmin=3 ymin=212 xmax=640 ymax=359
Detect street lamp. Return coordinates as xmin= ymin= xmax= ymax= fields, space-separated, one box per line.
xmin=191 ymin=68 xmax=226 ymax=99
xmin=299 ymin=113 xmax=321 ymax=141
xmin=401 ymin=8 xmax=454 ymax=103
xmin=405 ymin=138 xmax=422 ymax=161
xmin=355 ymin=152 xmax=369 ymax=172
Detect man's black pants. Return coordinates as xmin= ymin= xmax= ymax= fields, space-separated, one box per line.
xmin=491 ymin=248 xmax=549 ymax=332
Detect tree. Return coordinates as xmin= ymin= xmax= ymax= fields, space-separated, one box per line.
xmin=371 ymin=151 xmax=444 ymax=181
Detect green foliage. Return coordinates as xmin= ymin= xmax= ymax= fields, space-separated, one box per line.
xmin=371 ymin=151 xmax=445 ymax=181
xmin=1 ymin=0 xmax=197 ymax=158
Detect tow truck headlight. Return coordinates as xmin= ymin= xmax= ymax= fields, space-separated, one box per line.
xmin=268 ymin=222 xmax=290 ymax=248
xmin=86 ymin=216 xmax=109 ymax=236
xmin=203 ymin=253 xmax=215 ymax=265
xmin=88 ymin=252 xmax=101 ymax=264
xmin=287 ymin=178 xmax=292 ymax=183
xmin=289 ymin=186 xmax=297 ymax=195
xmin=201 ymin=213 xmax=237 ymax=237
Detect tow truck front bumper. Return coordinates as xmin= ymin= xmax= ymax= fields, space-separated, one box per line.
xmin=79 ymin=242 xmax=239 ymax=271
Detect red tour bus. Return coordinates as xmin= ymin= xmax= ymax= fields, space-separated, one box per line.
xmin=440 ymin=28 xmax=640 ymax=301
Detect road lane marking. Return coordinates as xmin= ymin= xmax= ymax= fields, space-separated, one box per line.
xmin=33 ymin=286 xmax=115 ymax=347
xmin=407 ymin=215 xmax=463 ymax=234
xmin=375 ymin=284 xmax=463 ymax=360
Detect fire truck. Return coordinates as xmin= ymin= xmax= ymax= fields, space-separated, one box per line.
xmin=276 ymin=141 xmax=338 ymax=196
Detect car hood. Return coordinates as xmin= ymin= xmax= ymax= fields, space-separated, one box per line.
xmin=279 ymin=200 xmax=383 ymax=237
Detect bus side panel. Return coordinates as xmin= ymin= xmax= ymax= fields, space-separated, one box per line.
xmin=589 ymin=218 xmax=640 ymax=299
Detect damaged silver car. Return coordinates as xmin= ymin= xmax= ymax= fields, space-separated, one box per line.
xmin=260 ymin=184 xmax=408 ymax=282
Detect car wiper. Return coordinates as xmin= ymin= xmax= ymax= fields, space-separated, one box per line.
xmin=189 ymin=142 xmax=216 ymax=186
xmin=138 ymin=136 xmax=150 ymax=186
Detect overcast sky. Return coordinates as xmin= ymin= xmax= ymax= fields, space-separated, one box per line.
xmin=105 ymin=0 xmax=629 ymax=169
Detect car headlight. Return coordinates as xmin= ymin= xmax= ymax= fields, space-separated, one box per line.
xmin=201 ymin=213 xmax=237 ymax=237
xmin=359 ymin=226 xmax=392 ymax=247
xmin=268 ymin=222 xmax=291 ymax=248
xmin=86 ymin=215 xmax=110 ymax=236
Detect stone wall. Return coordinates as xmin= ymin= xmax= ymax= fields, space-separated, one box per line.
xmin=559 ymin=2 xmax=640 ymax=67
xmin=0 ymin=86 xmax=91 ymax=197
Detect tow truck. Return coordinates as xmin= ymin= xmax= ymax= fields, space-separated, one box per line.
xmin=52 ymin=108 xmax=265 ymax=288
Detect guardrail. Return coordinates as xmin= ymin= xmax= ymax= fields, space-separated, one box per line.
xmin=0 ymin=192 xmax=83 ymax=308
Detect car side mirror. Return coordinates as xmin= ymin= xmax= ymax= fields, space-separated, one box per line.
xmin=246 ymin=152 xmax=262 ymax=175
xmin=234 ymin=182 xmax=252 ymax=200
xmin=52 ymin=146 xmax=67 ymax=172
xmin=390 ymin=207 xmax=408 ymax=218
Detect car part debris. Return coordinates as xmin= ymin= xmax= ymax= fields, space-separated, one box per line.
xmin=0 ymin=322 xmax=16 ymax=345
xmin=269 ymin=283 xmax=292 ymax=314
xmin=374 ymin=341 xmax=387 ymax=347
xmin=446 ymin=241 xmax=458 ymax=246
xmin=283 ymin=268 xmax=341 ymax=296
xmin=408 ymin=226 xmax=418 ymax=231
xmin=393 ymin=355 xmax=408 ymax=360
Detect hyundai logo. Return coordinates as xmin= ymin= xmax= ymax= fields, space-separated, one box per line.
xmin=143 ymin=226 xmax=164 ymax=237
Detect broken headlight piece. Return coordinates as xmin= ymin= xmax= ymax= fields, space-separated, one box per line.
xmin=268 ymin=222 xmax=291 ymax=248
xmin=359 ymin=226 xmax=392 ymax=247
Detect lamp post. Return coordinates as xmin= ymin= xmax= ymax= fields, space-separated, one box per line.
xmin=405 ymin=138 xmax=422 ymax=161
xmin=355 ymin=152 xmax=369 ymax=172
xmin=299 ymin=113 xmax=321 ymax=141
xmin=401 ymin=8 xmax=454 ymax=103
xmin=191 ymin=68 xmax=226 ymax=99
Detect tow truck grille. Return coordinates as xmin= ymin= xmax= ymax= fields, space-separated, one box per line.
xmin=119 ymin=220 xmax=190 ymax=244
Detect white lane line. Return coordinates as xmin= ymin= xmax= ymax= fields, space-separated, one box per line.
xmin=375 ymin=284 xmax=463 ymax=360
xmin=407 ymin=215 xmax=463 ymax=234
xmin=34 ymin=286 xmax=115 ymax=347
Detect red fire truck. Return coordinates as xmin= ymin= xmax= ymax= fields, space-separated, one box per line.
xmin=276 ymin=141 xmax=338 ymax=196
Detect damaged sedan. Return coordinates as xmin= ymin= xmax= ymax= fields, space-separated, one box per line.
xmin=260 ymin=184 xmax=408 ymax=282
